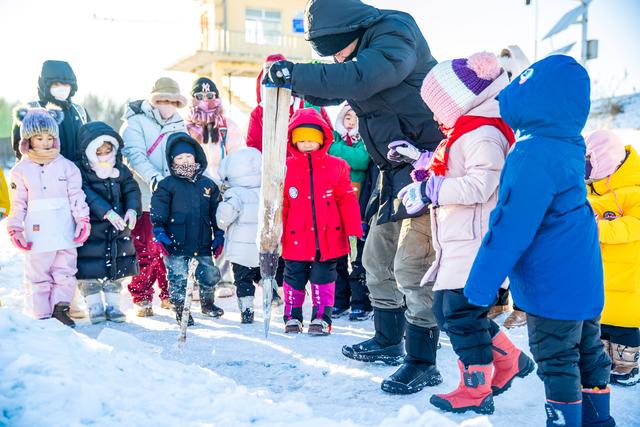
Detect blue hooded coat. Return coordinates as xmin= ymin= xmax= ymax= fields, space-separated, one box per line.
xmin=463 ymin=55 xmax=604 ymax=321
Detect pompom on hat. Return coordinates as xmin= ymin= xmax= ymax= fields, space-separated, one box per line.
xmin=149 ymin=77 xmax=187 ymax=109
xmin=421 ymin=52 xmax=505 ymax=128
xmin=585 ymin=129 xmax=627 ymax=181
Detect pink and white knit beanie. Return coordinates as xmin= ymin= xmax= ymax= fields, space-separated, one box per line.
xmin=421 ymin=52 xmax=503 ymax=128
xmin=586 ymin=129 xmax=626 ymax=180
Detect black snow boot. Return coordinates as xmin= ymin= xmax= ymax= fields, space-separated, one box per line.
xmin=201 ymin=292 xmax=224 ymax=318
xmin=381 ymin=324 xmax=443 ymax=394
xmin=342 ymin=307 xmax=406 ymax=366
xmin=52 ymin=302 xmax=76 ymax=328
xmin=175 ymin=302 xmax=195 ymax=326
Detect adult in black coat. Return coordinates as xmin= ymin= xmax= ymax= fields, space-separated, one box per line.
xmin=12 ymin=60 xmax=90 ymax=161
xmin=75 ymin=121 xmax=142 ymax=282
xmin=267 ymin=0 xmax=442 ymax=225
xmin=264 ymin=0 xmax=443 ymax=395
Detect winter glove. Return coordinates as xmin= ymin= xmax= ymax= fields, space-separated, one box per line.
xmin=263 ymin=60 xmax=295 ymax=87
xmin=150 ymin=175 xmax=163 ymax=193
xmin=349 ymin=236 xmax=358 ymax=260
xmin=73 ymin=217 xmax=91 ymax=243
xmin=398 ymin=181 xmax=431 ymax=215
xmin=424 ymin=175 xmax=445 ymax=206
xmin=153 ymin=227 xmax=172 ymax=256
xmin=211 ymin=230 xmax=224 ymax=259
xmin=104 ymin=210 xmax=127 ymax=231
xmin=387 ymin=140 xmax=420 ymax=163
xmin=361 ymin=222 xmax=368 ymax=240
xmin=8 ymin=228 xmax=32 ymax=251
xmin=124 ymin=209 xmax=138 ymax=230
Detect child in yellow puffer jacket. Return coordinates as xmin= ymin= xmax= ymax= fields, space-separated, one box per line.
xmin=0 ymin=168 xmax=9 ymax=220
xmin=586 ymin=129 xmax=640 ymax=387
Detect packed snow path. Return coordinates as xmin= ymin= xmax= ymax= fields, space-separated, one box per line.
xmin=1 ymin=229 xmax=637 ymax=427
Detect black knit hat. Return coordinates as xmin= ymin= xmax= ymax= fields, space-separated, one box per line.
xmin=170 ymin=140 xmax=196 ymax=162
xmin=309 ymin=28 xmax=364 ymax=57
xmin=191 ymin=77 xmax=219 ymax=97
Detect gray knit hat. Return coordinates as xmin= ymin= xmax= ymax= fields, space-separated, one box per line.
xmin=20 ymin=108 xmax=59 ymax=140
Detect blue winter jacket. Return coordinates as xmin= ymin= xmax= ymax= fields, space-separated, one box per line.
xmin=464 ymin=55 xmax=604 ymax=321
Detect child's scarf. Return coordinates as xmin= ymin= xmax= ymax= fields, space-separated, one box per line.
xmin=26 ymin=147 xmax=60 ymax=165
xmin=429 ymin=115 xmax=516 ymax=177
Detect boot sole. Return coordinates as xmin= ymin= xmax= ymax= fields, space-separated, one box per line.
xmin=381 ymin=373 xmax=443 ymax=394
xmin=341 ymin=347 xmax=405 ymax=366
xmin=492 ymin=354 xmax=536 ymax=396
xmin=429 ymin=394 xmax=494 ymax=415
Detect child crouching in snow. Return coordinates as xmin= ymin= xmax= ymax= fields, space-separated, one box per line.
xmin=75 ymin=121 xmax=142 ymax=324
xmin=463 ymin=55 xmax=615 ymax=426
xmin=6 ymin=109 xmax=90 ymax=327
xmin=216 ymin=147 xmax=262 ymax=324
xmin=151 ymin=133 xmax=224 ymax=326
xmin=395 ymin=52 xmax=534 ymax=415
xmin=281 ymin=108 xmax=362 ymax=335
xmin=586 ymin=129 xmax=640 ymax=387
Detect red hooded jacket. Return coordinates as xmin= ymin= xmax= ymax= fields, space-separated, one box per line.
xmin=282 ymin=109 xmax=363 ymax=262
xmin=246 ymin=54 xmax=332 ymax=152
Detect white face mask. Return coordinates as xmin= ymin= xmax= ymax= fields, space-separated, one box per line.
xmin=156 ymin=104 xmax=177 ymax=119
xmin=50 ymin=85 xmax=71 ymax=101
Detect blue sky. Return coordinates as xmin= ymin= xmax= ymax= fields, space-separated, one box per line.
xmin=0 ymin=0 xmax=638 ymax=104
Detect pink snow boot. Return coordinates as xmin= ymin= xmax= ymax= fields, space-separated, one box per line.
xmin=491 ymin=330 xmax=535 ymax=395
xmin=283 ymin=281 xmax=305 ymax=333
xmin=309 ymin=282 xmax=334 ymax=336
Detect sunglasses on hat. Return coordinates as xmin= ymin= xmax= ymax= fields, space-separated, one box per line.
xmin=194 ymin=92 xmax=216 ymax=101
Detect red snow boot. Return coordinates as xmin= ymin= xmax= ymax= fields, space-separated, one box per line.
xmin=491 ymin=330 xmax=535 ymax=395
xmin=429 ymin=360 xmax=494 ymax=415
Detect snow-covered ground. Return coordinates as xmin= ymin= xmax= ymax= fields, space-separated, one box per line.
xmin=0 ymin=226 xmax=638 ymax=427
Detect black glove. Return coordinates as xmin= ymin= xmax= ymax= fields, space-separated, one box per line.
xmin=263 ymin=61 xmax=295 ymax=87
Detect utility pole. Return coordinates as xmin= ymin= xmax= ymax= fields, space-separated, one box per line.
xmin=580 ymin=0 xmax=589 ymax=66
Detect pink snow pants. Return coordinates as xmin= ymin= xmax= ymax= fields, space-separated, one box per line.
xmin=25 ymin=248 xmax=78 ymax=319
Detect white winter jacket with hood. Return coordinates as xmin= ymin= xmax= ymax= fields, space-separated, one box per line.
xmin=216 ymin=147 xmax=262 ymax=267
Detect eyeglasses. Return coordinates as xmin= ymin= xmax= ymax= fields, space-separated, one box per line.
xmin=194 ymin=92 xmax=216 ymax=101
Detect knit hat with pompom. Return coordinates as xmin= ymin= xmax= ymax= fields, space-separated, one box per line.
xmin=421 ymin=52 xmax=504 ymax=128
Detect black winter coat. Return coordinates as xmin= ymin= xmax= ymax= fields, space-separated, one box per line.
xmin=292 ymin=0 xmax=443 ymax=224
xmin=12 ymin=60 xmax=90 ymax=161
xmin=75 ymin=121 xmax=142 ymax=281
xmin=150 ymin=133 xmax=222 ymax=257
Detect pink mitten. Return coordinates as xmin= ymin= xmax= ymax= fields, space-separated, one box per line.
xmin=8 ymin=228 xmax=32 ymax=251
xmin=73 ymin=217 xmax=91 ymax=243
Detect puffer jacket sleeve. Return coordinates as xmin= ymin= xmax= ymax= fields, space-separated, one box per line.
xmin=121 ymin=117 xmax=162 ymax=185
xmin=6 ymin=166 xmax=27 ymax=231
xmin=66 ymin=162 xmax=90 ymax=221
xmin=216 ymin=190 xmax=241 ymax=232
xmin=121 ymin=167 xmax=142 ymax=215
xmin=208 ymin=183 xmax=222 ymax=235
xmin=292 ymin=23 xmax=417 ymax=101
xmin=80 ymin=172 xmax=112 ymax=220
xmin=597 ymin=213 xmax=640 ymax=244
xmin=150 ymin=180 xmax=171 ymax=228
xmin=329 ymin=134 xmax=370 ymax=173
xmin=0 ymin=168 xmax=10 ymax=218
xmin=334 ymin=160 xmax=363 ymax=238
xmin=438 ymin=135 xmax=506 ymax=206
xmin=464 ymin=152 xmax=555 ymax=306
xmin=246 ymin=107 xmax=263 ymax=152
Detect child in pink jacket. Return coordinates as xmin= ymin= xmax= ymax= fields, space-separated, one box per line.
xmin=6 ymin=109 xmax=90 ymax=327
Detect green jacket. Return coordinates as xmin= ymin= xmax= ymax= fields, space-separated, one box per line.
xmin=329 ymin=130 xmax=370 ymax=183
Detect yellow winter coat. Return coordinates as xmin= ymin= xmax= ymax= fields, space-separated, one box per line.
xmin=587 ymin=145 xmax=640 ymax=328
xmin=0 ymin=168 xmax=9 ymax=219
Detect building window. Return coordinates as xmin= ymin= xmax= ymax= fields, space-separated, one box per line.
xmin=245 ymin=8 xmax=281 ymax=45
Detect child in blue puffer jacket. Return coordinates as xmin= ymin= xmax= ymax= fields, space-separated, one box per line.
xmin=463 ymin=55 xmax=615 ymax=427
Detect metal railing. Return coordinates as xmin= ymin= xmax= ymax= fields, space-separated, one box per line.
xmin=203 ymin=28 xmax=311 ymax=59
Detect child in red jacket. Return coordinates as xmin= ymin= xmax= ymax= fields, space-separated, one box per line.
xmin=282 ymin=108 xmax=363 ymax=335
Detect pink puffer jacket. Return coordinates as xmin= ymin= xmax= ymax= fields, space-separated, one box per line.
xmin=7 ymin=138 xmax=89 ymax=253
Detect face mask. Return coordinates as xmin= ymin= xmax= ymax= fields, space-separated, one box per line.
xmin=157 ymin=104 xmax=177 ymax=119
xmin=50 ymin=86 xmax=71 ymax=101
xmin=197 ymin=98 xmax=221 ymax=112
